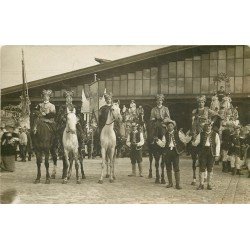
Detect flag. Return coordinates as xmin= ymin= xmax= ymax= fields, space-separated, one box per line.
xmin=89 ymin=77 xmax=99 ymax=124
xmin=99 ymin=88 xmax=106 ymax=108
xmin=81 ymin=88 xmax=90 ymax=113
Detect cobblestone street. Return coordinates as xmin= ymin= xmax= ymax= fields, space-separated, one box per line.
xmin=1 ymin=156 xmax=249 ymax=204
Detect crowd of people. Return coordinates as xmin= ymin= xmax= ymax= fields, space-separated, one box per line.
xmin=1 ymin=87 xmax=249 ymax=191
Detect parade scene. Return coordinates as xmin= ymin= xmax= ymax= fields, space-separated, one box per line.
xmin=1 ymin=45 xmax=250 ymax=204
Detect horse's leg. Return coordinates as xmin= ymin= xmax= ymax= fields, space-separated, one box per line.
xmin=62 ymin=151 xmax=69 ymax=184
xmin=34 ymin=151 xmax=42 ymax=184
xmin=68 ymin=152 xmax=73 ymax=180
xmin=105 ymin=151 xmax=109 ymax=178
xmin=112 ymin=149 xmax=117 ymax=180
xmin=154 ymin=153 xmax=160 ymax=184
xmin=148 ymin=151 xmax=153 ymax=178
xmin=74 ymin=151 xmax=81 ymax=184
xmin=79 ymin=149 xmax=86 ymax=179
xmin=191 ymin=149 xmax=197 ymax=185
xmin=44 ymin=150 xmax=50 ymax=184
xmin=98 ymin=148 xmax=106 ymax=184
xmin=50 ymin=145 xmax=57 ymax=179
xmin=109 ymin=147 xmax=115 ymax=183
xmin=160 ymin=154 xmax=166 ymax=184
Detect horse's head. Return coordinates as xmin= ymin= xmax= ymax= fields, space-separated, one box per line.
xmin=110 ymin=102 xmax=122 ymax=122
xmin=146 ymin=120 xmax=164 ymax=143
xmin=66 ymin=109 xmax=77 ymax=134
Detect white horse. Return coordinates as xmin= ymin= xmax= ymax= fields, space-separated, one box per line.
xmin=62 ymin=108 xmax=81 ymax=184
xmin=98 ymin=102 xmax=122 ymax=184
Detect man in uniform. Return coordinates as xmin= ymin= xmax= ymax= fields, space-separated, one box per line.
xmin=150 ymin=94 xmax=171 ymax=123
xmin=126 ymin=122 xmax=144 ymax=177
xmin=192 ymin=120 xmax=221 ymax=190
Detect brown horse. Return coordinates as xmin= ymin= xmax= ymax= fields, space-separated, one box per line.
xmin=31 ymin=112 xmax=57 ymax=184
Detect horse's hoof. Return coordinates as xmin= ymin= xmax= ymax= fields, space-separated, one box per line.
xmin=82 ymin=175 xmax=86 ymax=179
xmin=109 ymin=179 xmax=114 ymax=183
xmin=51 ymin=174 xmax=56 ymax=179
xmin=161 ymin=179 xmax=166 ymax=184
xmin=105 ymin=174 xmax=110 ymax=178
xmin=62 ymin=179 xmax=68 ymax=184
xmin=155 ymin=179 xmax=160 ymax=184
xmin=34 ymin=179 xmax=40 ymax=184
xmin=45 ymin=179 xmax=50 ymax=184
xmin=76 ymin=180 xmax=81 ymax=184
xmin=98 ymin=180 xmax=103 ymax=184
xmin=67 ymin=176 xmax=71 ymax=180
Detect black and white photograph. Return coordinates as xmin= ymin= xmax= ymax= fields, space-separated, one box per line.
xmin=1 ymin=45 xmax=250 ymax=204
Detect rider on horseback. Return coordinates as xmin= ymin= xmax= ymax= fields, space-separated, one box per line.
xmin=33 ymin=89 xmax=56 ymax=134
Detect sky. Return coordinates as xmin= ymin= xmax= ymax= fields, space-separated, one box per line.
xmin=0 ymin=45 xmax=166 ymax=89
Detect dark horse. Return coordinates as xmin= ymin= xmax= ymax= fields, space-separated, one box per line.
xmin=146 ymin=120 xmax=166 ymax=184
xmin=31 ymin=111 xmax=57 ymax=184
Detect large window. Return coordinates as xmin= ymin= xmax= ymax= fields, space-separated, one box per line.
xmin=169 ymin=78 xmax=176 ymax=94
xmin=160 ymin=78 xmax=168 ymax=94
xmin=150 ymin=67 xmax=158 ymax=95
xmin=113 ymin=76 xmax=120 ymax=96
xmin=235 ymin=77 xmax=243 ymax=93
xmin=185 ymin=60 xmax=192 ymax=77
xmin=184 ymin=78 xmax=193 ymax=94
xmin=169 ymin=62 xmax=176 ymax=78
xmin=106 ymin=78 xmax=113 ymax=94
xmin=143 ymin=69 xmax=150 ymax=95
xmin=120 ymin=75 xmax=128 ymax=96
xmin=128 ymin=73 xmax=135 ymax=96
xmin=177 ymin=78 xmax=184 ymax=94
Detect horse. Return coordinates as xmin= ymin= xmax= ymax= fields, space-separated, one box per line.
xmin=62 ymin=109 xmax=83 ymax=184
xmin=98 ymin=102 xmax=122 ymax=184
xmin=31 ymin=111 xmax=57 ymax=184
xmin=145 ymin=120 xmax=166 ymax=184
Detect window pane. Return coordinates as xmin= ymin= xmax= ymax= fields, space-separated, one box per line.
xmin=244 ymin=46 xmax=250 ymax=58
xmin=160 ymin=65 xmax=168 ymax=78
xmin=235 ymin=77 xmax=243 ymax=93
xmin=151 ymin=67 xmax=158 ymax=79
xmin=55 ymin=90 xmax=60 ymax=97
xmin=202 ymin=60 xmax=209 ymax=77
xmin=193 ymin=56 xmax=201 ymax=60
xmin=128 ymin=79 xmax=135 ymax=95
xmin=128 ymin=73 xmax=135 ymax=80
xmin=218 ymin=60 xmax=226 ymax=74
xmin=218 ymin=50 xmax=226 ymax=59
xmin=120 ymin=79 xmax=127 ymax=96
xmin=202 ymin=54 xmax=209 ymax=60
xmin=210 ymin=52 xmax=218 ymax=59
xmin=185 ymin=60 xmax=192 ymax=77
xmin=143 ymin=79 xmax=150 ymax=95
xmin=236 ymin=46 xmax=243 ymax=58
xmin=210 ymin=60 xmax=218 ymax=76
xmin=136 ymin=71 xmax=142 ymax=79
xmin=193 ymin=60 xmax=201 ymax=77
xmin=77 ymin=85 xmax=83 ymax=97
xmin=209 ymin=78 xmax=216 ymax=93
xmin=177 ymin=61 xmax=184 ymax=77
xmin=235 ymin=59 xmax=243 ymax=76
xmin=228 ymin=77 xmax=234 ymax=93
xmin=169 ymin=62 xmax=176 ymax=77
xmin=177 ymin=78 xmax=184 ymax=94
xmin=201 ymin=78 xmax=209 ymax=93
xmin=98 ymin=81 xmax=105 ymax=96
xmin=143 ymin=69 xmax=150 ymax=79
xmin=169 ymin=78 xmax=176 ymax=94
xmin=106 ymin=79 xmax=113 ymax=93
xmin=227 ymin=59 xmax=235 ymax=76
xmin=244 ymin=59 xmax=250 ymax=76
xmin=227 ymin=48 xmax=235 ymax=59
xmin=135 ymin=79 xmax=143 ymax=95
xmin=121 ymin=74 xmax=127 ymax=80
xmin=193 ymin=78 xmax=201 ymax=94
xmin=113 ymin=76 xmax=120 ymax=81
xmin=113 ymin=80 xmax=120 ymax=96
xmin=185 ymin=78 xmax=193 ymax=94
xmin=243 ymin=76 xmax=250 ymax=92
xmin=150 ymin=79 xmax=158 ymax=95
xmin=160 ymin=78 xmax=168 ymax=94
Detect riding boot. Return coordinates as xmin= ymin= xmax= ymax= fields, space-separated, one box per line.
xmin=197 ymin=172 xmax=205 ymax=190
xmin=138 ymin=163 xmax=143 ymax=177
xmin=174 ymin=171 xmax=182 ymax=190
xmin=166 ymin=170 xmax=173 ymax=188
xmin=207 ymin=172 xmax=213 ymax=190
xmin=128 ymin=164 xmax=136 ymax=177
xmin=222 ymin=162 xmax=227 ymax=172
xmin=231 ymin=167 xmax=236 ymax=175
xmin=28 ymin=154 xmax=32 ymax=161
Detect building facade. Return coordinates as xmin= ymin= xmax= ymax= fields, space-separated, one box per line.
xmin=1 ymin=45 xmax=250 ymax=129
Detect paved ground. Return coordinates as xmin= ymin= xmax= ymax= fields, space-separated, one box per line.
xmin=0 ymin=156 xmax=249 ymax=204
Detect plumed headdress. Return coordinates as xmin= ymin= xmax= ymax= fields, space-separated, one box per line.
xmin=156 ymin=94 xmax=165 ymax=101
xmin=104 ymin=92 xmax=112 ymax=101
xmin=196 ymin=95 xmax=206 ymax=103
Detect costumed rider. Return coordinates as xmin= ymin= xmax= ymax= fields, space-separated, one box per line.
xmin=156 ymin=120 xmax=188 ymax=190
xmin=192 ymin=95 xmax=219 ymax=134
xmin=192 ymin=120 xmax=221 ymax=190
xmin=150 ymin=94 xmax=171 ymax=124
xmin=126 ymin=122 xmax=144 ymax=177
xmin=99 ymin=92 xmax=113 ymax=132
xmin=33 ymin=89 xmax=56 ymax=134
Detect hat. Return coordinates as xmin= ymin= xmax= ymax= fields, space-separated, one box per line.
xmin=165 ymin=120 xmax=176 ymax=127
xmin=41 ymin=89 xmax=53 ymax=97
xmin=156 ymin=94 xmax=165 ymax=101
xmin=104 ymin=92 xmax=112 ymax=101
xmin=63 ymin=90 xmax=74 ymax=98
xmin=196 ymin=95 xmax=206 ymax=103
